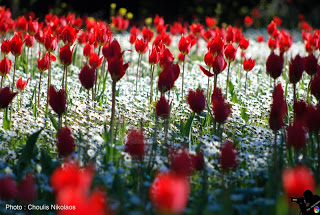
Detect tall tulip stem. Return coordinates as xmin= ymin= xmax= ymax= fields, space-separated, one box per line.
xmin=109 ymin=80 xmax=117 ymax=147
xmin=1 ymin=76 xmax=3 ymax=88
xmin=293 ymin=83 xmax=296 ymax=104
xmin=274 ymin=131 xmax=278 ymax=194
xmin=38 ymin=72 xmax=42 ymax=109
xmin=136 ymin=54 xmax=141 ymax=94
xmin=181 ymin=56 xmax=185 ymax=99
xmin=46 ymin=52 xmax=52 ymax=115
xmin=225 ymin=62 xmax=230 ymax=100
xmin=150 ymin=65 xmax=154 ymax=104
xmin=245 ymin=72 xmax=248 ymax=94
xmin=12 ymin=56 xmax=17 ymax=91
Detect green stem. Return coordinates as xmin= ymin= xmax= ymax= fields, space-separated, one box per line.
xmin=11 ymin=56 xmax=16 ymax=91
xmin=110 ymin=80 xmax=117 ymax=148
xmin=182 ymin=56 xmax=185 ymax=99
xmin=136 ymin=54 xmax=141 ymax=95
xmin=46 ymin=52 xmax=52 ymax=115
xmin=38 ymin=72 xmax=42 ymax=109
xmin=150 ymin=65 xmax=154 ymax=104
xmin=245 ymin=72 xmax=248 ymax=94
xmin=226 ymin=62 xmax=230 ymax=100
xmin=147 ymin=116 xmax=158 ymax=172
xmin=274 ymin=131 xmax=278 ymax=195
xmin=1 ymin=76 xmax=3 ymax=88
xmin=62 ymin=66 xmax=66 ymax=89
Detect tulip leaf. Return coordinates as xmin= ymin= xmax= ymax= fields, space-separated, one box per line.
xmin=40 ymin=150 xmax=55 ymax=176
xmin=3 ymin=107 xmax=10 ymax=130
xmin=49 ymin=113 xmax=58 ymax=131
xmin=17 ymin=129 xmax=42 ymax=176
xmin=240 ymin=107 xmax=249 ymax=123
xmin=184 ymin=112 xmax=195 ymax=140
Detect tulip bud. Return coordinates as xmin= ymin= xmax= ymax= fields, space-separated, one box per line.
xmin=59 ymin=44 xmax=73 ymax=67
xmin=49 ymin=85 xmax=66 ymax=116
xmin=0 ymin=57 xmax=12 ymax=76
xmin=89 ymin=52 xmax=103 ymax=69
xmin=187 ymin=89 xmax=206 ymax=114
xmin=0 ymin=176 xmax=18 ymax=200
xmin=79 ymin=64 xmax=96 ymax=90
xmin=0 ymin=87 xmax=17 ymax=109
xmin=155 ymin=96 xmax=170 ymax=118
xmin=10 ymin=34 xmax=24 ymax=57
xmin=220 ymin=140 xmax=237 ymax=170
xmin=16 ymin=77 xmax=30 ymax=91
xmin=57 ymin=127 xmax=75 ymax=157
xmin=18 ymin=174 xmax=37 ymax=203
xmin=266 ymin=51 xmax=284 ymax=80
xmin=125 ymin=129 xmax=145 ymax=159
xmin=289 ymin=54 xmax=304 ymax=84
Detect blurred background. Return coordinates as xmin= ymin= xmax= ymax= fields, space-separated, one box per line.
xmin=0 ymin=0 xmax=319 ymax=28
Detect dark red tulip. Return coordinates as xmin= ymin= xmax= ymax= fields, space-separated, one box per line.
xmin=211 ymin=88 xmax=225 ymax=106
xmin=304 ymin=54 xmax=318 ymax=76
xmin=191 ymin=152 xmax=205 ymax=171
xmin=187 ymin=89 xmax=206 ymax=114
xmin=304 ymin=105 xmax=320 ymax=132
xmin=212 ymin=53 xmax=227 ymax=75
xmin=212 ymin=97 xmax=231 ymax=123
xmin=149 ymin=172 xmax=190 ymax=214
xmin=294 ymin=100 xmax=307 ymax=121
xmin=125 ymin=129 xmax=145 ymax=159
xmin=159 ymin=48 xmax=174 ymax=69
xmin=156 ymin=96 xmax=170 ymax=118
xmin=89 ymin=52 xmax=103 ymax=69
xmin=83 ymin=43 xmax=94 ymax=59
xmin=57 ymin=126 xmax=75 ymax=157
xmin=220 ymin=140 xmax=237 ymax=170
xmin=24 ymin=34 xmax=35 ymax=48
xmin=102 ymin=40 xmax=122 ymax=61
xmin=79 ymin=64 xmax=96 ymax=90
xmin=0 ymin=57 xmax=11 ymax=76
xmin=18 ymin=174 xmax=37 ymax=203
xmin=266 ymin=51 xmax=284 ymax=80
xmin=1 ymin=39 xmax=10 ymax=56
xmin=108 ymin=56 xmax=129 ymax=82
xmin=282 ymin=166 xmax=315 ymax=200
xmin=199 ymin=65 xmax=214 ymax=77
xmin=135 ymin=38 xmax=148 ymax=55
xmin=10 ymin=34 xmax=24 ymax=57
xmin=59 ymin=44 xmax=73 ymax=67
xmin=178 ymin=36 xmax=191 ymax=55
xmin=289 ymin=54 xmax=304 ymax=84
xmin=16 ymin=77 xmax=30 ymax=91
xmin=243 ymin=57 xmax=255 ymax=72
xmin=149 ymin=47 xmax=160 ymax=65
xmin=158 ymin=62 xmax=180 ymax=93
xmin=0 ymin=176 xmax=18 ymax=200
xmin=49 ymin=85 xmax=66 ymax=116
xmin=287 ymin=121 xmax=307 ymax=150
xmin=311 ymin=74 xmax=320 ymax=101
xmin=269 ymin=84 xmax=287 ymax=131
xmin=224 ymin=43 xmax=237 ymax=63
xmin=0 ymin=87 xmax=17 ymax=109
xmin=171 ymin=149 xmax=194 ymax=176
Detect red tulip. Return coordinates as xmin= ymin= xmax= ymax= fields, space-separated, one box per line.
xmin=190 ymin=23 xmax=204 ymax=38
xmin=59 ymin=44 xmax=73 ymax=67
xmin=129 ymin=34 xmax=136 ymax=44
xmin=149 ymin=47 xmax=160 ymax=65
xmin=102 ymin=40 xmax=122 ymax=61
xmin=44 ymin=31 xmax=58 ymax=52
xmin=211 ymin=88 xmax=225 ymax=105
xmin=24 ymin=34 xmax=35 ymax=48
xmin=226 ymin=26 xmax=234 ymax=43
xmin=204 ymin=51 xmax=214 ymax=68
xmin=96 ymin=27 xmax=113 ymax=46
xmin=220 ymin=140 xmax=237 ymax=170
xmin=224 ymin=43 xmax=237 ymax=63
xmin=282 ymin=166 xmax=315 ymax=199
xmin=304 ymin=54 xmax=318 ymax=76
xmin=156 ymin=96 xmax=170 ymax=118
xmin=0 ymin=176 xmax=18 ymax=200
xmin=199 ymin=65 xmax=214 ymax=77
xmin=125 ymin=129 xmax=145 ymax=159
xmin=293 ymin=100 xmax=307 ymax=121
xmin=267 ymin=37 xmax=277 ymax=50
xmin=38 ymin=52 xmax=56 ymax=72
xmin=60 ymin=24 xmax=78 ymax=46
xmin=158 ymin=62 xmax=180 ymax=93
xmin=0 ymin=57 xmax=11 ymax=76
xmin=269 ymin=84 xmax=287 ymax=131
xmin=273 ymin=17 xmax=282 ymax=26
xmin=244 ymin=16 xmax=253 ymax=27
xmin=50 ymin=162 xmax=94 ymax=194
xmin=287 ymin=121 xmax=307 ymax=150
xmin=304 ymin=105 xmax=320 ymax=132
xmin=256 ymin=35 xmax=264 ymax=42
xmin=149 ymin=172 xmax=190 ymax=214
xmin=57 ymin=126 xmax=75 ymax=157
xmin=178 ymin=36 xmax=191 ymax=55
xmin=212 ymin=98 xmax=231 ymax=123
xmin=77 ymin=31 xmax=87 ymax=44
xmin=79 ymin=64 xmax=96 ymax=90
xmin=108 ymin=55 xmax=129 ymax=82
xmin=311 ymin=74 xmax=320 ymax=101
xmin=205 ymin=17 xmax=217 ymax=29
xmin=49 ymin=85 xmax=66 ymax=116
xmin=130 ymin=26 xmax=140 ymax=37
xmin=16 ymin=77 xmax=30 ymax=91
xmin=89 ymin=52 xmax=103 ymax=69
xmin=135 ymin=38 xmax=148 ymax=55
xmin=239 ymin=37 xmax=249 ymax=50
xmin=1 ymin=39 xmax=10 ymax=55
xmin=28 ymin=19 xmax=39 ymax=35
xmin=266 ymin=51 xmax=284 ymax=80
xmin=243 ymin=57 xmax=255 ymax=72
xmin=112 ymin=15 xmax=129 ymax=31
xmin=17 ymin=16 xmax=28 ymax=32
xmin=209 ymin=36 xmax=224 ymax=57
xmin=83 ymin=43 xmax=94 ymax=59
xmin=142 ymin=27 xmax=154 ymax=42
xmin=178 ymin=53 xmax=185 ymax=63
xmin=0 ymin=87 xmax=17 ymax=109
xmin=187 ymin=88 xmax=206 ymax=114
xmin=10 ymin=34 xmax=24 ymax=57
xmin=18 ymin=174 xmax=37 ymax=203
xmin=186 ymin=33 xmax=197 ymax=47
xmin=289 ymin=54 xmax=304 ymax=84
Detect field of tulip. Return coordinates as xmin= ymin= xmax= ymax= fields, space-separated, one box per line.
xmin=0 ymin=4 xmax=320 ymax=215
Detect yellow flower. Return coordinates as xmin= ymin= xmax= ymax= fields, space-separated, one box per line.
xmin=110 ymin=3 xmax=116 ymax=9
xmin=119 ymin=8 xmax=127 ymax=16
xmin=126 ymin=12 xmax=133 ymax=20
xmin=145 ymin=17 xmax=152 ymax=25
